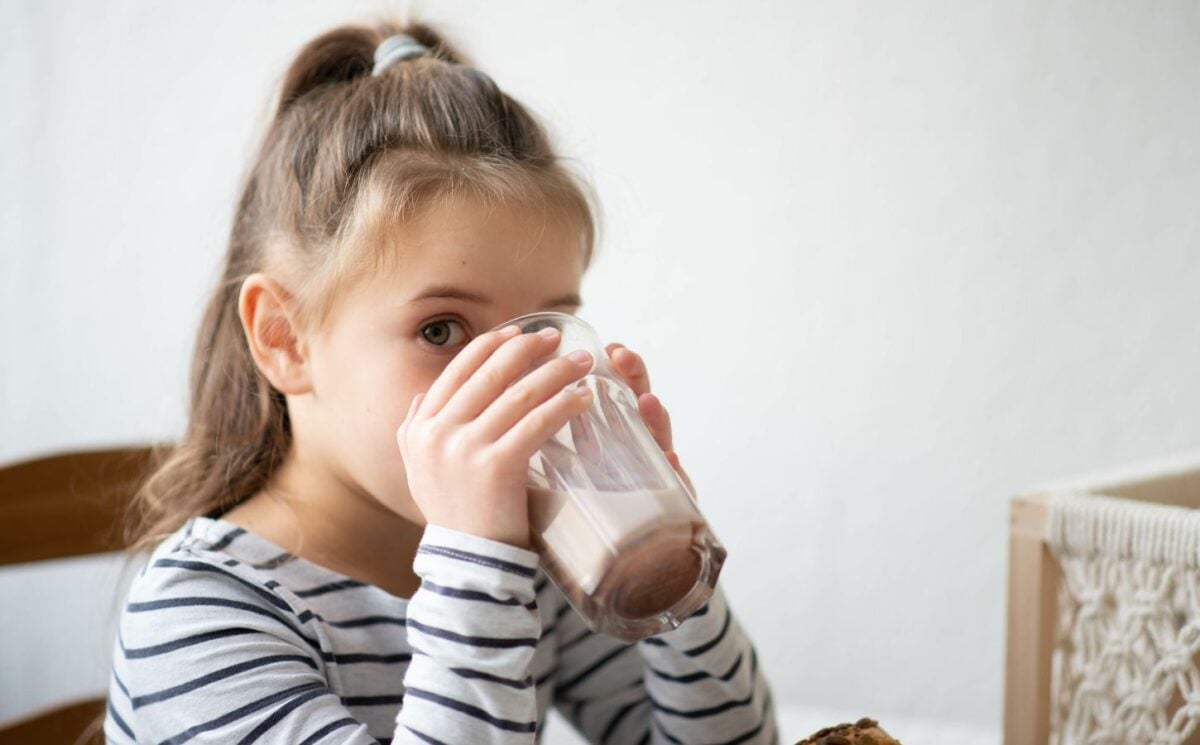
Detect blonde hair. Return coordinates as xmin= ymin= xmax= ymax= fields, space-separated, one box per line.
xmin=126 ymin=18 xmax=598 ymax=549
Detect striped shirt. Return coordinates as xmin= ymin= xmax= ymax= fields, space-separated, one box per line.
xmin=104 ymin=516 xmax=777 ymax=744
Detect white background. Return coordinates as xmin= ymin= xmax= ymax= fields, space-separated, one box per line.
xmin=3 ymin=1 xmax=1199 ymax=743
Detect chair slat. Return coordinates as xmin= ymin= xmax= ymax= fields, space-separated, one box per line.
xmin=0 ymin=697 xmax=105 ymax=745
xmin=0 ymin=447 xmax=155 ymax=566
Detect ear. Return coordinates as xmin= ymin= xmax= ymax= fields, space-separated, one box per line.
xmin=238 ymin=273 xmax=313 ymax=395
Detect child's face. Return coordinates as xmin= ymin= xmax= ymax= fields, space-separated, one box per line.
xmin=290 ymin=196 xmax=586 ymax=523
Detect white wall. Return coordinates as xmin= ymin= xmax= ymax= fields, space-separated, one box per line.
xmin=3 ymin=1 xmax=1199 ymax=741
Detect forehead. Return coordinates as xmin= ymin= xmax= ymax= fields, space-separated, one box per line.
xmin=379 ymin=195 xmax=585 ymax=297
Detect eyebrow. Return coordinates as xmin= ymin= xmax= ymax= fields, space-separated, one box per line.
xmin=409 ymin=284 xmax=583 ymax=308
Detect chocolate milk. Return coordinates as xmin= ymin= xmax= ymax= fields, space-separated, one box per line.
xmin=528 ymin=483 xmax=714 ymax=636
xmin=489 ymin=311 xmax=727 ymax=640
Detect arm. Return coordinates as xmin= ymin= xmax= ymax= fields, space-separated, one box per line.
xmin=106 ymin=557 xmax=379 ymax=744
xmin=398 ymin=523 xmax=543 ymax=743
xmin=107 ymin=528 xmax=544 ymax=745
xmin=551 ymin=584 xmax=778 ymax=745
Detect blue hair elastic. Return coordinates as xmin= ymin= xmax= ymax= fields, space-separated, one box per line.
xmin=372 ymin=34 xmax=429 ymax=75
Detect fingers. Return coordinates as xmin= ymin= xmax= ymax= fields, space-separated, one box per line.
xmin=494 ymin=378 xmax=595 ymax=462
xmin=606 ymin=342 xmax=675 ymax=454
xmin=473 ymin=348 xmax=594 ymax=442
xmin=437 ymin=327 xmax=563 ymax=424
xmin=637 ymin=392 xmax=674 ymax=452
xmin=606 ymin=343 xmax=650 ymax=397
xmin=405 ymin=391 xmax=424 ymax=424
xmin=396 ymin=391 xmax=426 ymax=452
xmin=416 ymin=324 xmax=523 ymax=420
xmin=665 ymin=450 xmax=698 ymax=502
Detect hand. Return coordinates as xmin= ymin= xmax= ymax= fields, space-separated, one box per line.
xmin=605 ymin=342 xmax=697 ymax=500
xmin=396 ymin=325 xmax=595 ymax=548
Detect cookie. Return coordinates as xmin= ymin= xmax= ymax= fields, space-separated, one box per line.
xmin=794 ymin=717 xmax=901 ymax=745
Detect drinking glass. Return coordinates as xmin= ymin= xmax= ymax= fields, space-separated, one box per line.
xmin=489 ymin=311 xmax=726 ymax=642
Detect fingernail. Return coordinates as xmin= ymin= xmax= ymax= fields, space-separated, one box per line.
xmin=538 ymin=327 xmax=559 ymax=339
xmin=499 ymin=324 xmax=520 ymax=337
xmin=568 ymin=350 xmax=591 ymax=364
xmin=571 ymin=386 xmax=593 ymax=399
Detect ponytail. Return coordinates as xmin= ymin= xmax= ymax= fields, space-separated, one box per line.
xmin=126 ymin=16 xmax=596 ymax=549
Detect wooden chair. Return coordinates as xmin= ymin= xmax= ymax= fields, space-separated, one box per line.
xmin=0 ymin=446 xmax=156 ymax=745
xmin=1004 ymin=450 xmax=1200 ymax=745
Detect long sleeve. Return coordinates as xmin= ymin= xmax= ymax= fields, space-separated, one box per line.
xmin=106 ymin=522 xmax=545 ymax=745
xmin=396 ymin=523 xmax=543 ymax=743
xmin=106 ymin=556 xmax=384 ymax=744
xmin=550 ymin=583 xmax=778 ymax=744
xmin=106 ymin=518 xmax=773 ymax=745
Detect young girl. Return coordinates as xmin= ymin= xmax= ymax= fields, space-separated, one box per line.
xmin=105 ymin=18 xmax=777 ymax=745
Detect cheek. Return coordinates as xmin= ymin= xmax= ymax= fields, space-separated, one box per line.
xmin=321 ymin=355 xmax=421 ymax=486
xmin=343 ymin=357 xmax=420 ymax=430
xmin=305 ymin=342 xmax=387 ymax=427
xmin=310 ymin=323 xmax=449 ymax=446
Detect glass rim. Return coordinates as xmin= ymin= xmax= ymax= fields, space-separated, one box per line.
xmin=486 ymin=310 xmax=596 ymax=335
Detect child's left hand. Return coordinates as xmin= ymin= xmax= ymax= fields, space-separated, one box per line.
xmin=605 ymin=342 xmax=697 ymax=500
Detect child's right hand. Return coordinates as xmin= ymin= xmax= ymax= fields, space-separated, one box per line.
xmin=396 ymin=324 xmax=595 ymax=549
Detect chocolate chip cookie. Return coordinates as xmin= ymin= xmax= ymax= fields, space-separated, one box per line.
xmin=794 ymin=717 xmax=901 ymax=745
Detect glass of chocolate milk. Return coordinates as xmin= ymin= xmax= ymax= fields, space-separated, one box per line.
xmin=488 ymin=311 xmax=726 ymax=642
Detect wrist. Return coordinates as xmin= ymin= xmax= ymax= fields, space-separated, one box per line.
xmin=418 ymin=522 xmax=540 ymax=565
xmin=425 ymin=515 xmax=531 ymax=551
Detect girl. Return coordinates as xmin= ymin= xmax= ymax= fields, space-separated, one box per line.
xmin=106 ymin=18 xmax=777 ymax=745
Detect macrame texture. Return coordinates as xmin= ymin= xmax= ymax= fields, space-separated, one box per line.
xmin=1048 ymin=493 xmax=1200 ymax=745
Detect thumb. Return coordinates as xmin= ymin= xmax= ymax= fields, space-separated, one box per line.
xmin=397 ymin=392 xmax=426 ymax=447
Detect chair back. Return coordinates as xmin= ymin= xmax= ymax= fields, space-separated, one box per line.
xmin=0 ymin=446 xmax=156 ymax=745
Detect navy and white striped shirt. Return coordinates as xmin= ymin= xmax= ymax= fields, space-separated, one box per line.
xmin=104 ymin=516 xmax=777 ymax=744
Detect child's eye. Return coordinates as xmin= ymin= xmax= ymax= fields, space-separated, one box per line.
xmin=419 ymin=318 xmax=469 ymax=349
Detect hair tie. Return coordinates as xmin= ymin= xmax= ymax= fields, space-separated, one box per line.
xmin=372 ymin=34 xmax=428 ymax=75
